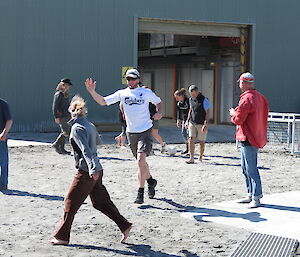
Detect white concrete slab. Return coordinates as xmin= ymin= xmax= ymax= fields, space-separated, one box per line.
xmin=7 ymin=139 xmax=51 ymax=147
xmin=181 ymin=191 xmax=300 ymax=240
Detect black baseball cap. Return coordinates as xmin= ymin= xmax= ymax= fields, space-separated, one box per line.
xmin=60 ymin=78 xmax=72 ymax=85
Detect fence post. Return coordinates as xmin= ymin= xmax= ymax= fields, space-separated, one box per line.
xmin=291 ymin=116 xmax=296 ymax=155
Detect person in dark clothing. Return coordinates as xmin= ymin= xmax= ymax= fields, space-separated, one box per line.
xmin=49 ymin=95 xmax=132 ymax=245
xmin=185 ymin=85 xmax=210 ymax=164
xmin=52 ymin=78 xmax=72 ymax=154
xmin=174 ymin=88 xmax=190 ymax=154
xmin=115 ymin=103 xmax=127 ymax=148
xmin=143 ymin=86 xmax=166 ymax=153
xmin=0 ymin=99 xmax=13 ymax=191
xmin=149 ymin=102 xmax=166 ymax=153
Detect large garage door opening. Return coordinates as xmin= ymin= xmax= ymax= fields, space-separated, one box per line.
xmin=138 ymin=18 xmax=251 ymax=123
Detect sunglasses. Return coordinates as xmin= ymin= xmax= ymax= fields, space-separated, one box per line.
xmin=126 ymin=77 xmax=138 ymax=81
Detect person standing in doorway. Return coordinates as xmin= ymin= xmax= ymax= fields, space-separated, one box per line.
xmin=49 ymin=96 xmax=132 ymax=245
xmin=52 ymin=78 xmax=72 ymax=155
xmin=115 ymin=103 xmax=127 ymax=148
xmin=85 ymin=68 xmax=162 ymax=204
xmin=142 ymin=85 xmax=166 ymax=153
xmin=0 ymin=98 xmax=13 ymax=191
xmin=230 ymin=72 xmax=269 ymax=208
xmin=185 ymin=85 xmax=210 ymax=164
xmin=174 ymin=88 xmax=190 ymax=154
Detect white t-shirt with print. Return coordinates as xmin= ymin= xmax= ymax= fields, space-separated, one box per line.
xmin=104 ymin=86 xmax=161 ymax=133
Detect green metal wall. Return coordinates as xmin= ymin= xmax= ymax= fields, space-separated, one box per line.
xmin=0 ymin=0 xmax=299 ymax=131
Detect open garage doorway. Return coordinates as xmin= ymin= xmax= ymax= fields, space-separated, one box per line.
xmin=137 ymin=18 xmax=251 ymax=123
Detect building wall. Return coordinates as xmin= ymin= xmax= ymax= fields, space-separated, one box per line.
xmin=0 ymin=0 xmax=299 ymax=131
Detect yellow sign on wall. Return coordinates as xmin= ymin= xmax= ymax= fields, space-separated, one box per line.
xmin=122 ymin=66 xmax=133 ymax=85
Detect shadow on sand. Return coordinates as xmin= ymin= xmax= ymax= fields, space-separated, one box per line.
xmin=66 ymin=243 xmax=190 ymax=257
xmin=147 ymin=198 xmax=268 ymax=223
xmin=2 ymin=189 xmax=64 ymax=201
xmin=100 ymin=156 xmax=132 ymax=161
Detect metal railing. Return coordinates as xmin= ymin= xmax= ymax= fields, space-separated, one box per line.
xmin=268 ymin=112 xmax=300 ymax=155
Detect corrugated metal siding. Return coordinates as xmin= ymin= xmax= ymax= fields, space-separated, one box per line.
xmin=0 ymin=0 xmax=299 ymax=131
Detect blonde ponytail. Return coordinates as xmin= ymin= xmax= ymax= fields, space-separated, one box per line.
xmin=69 ymin=95 xmax=87 ymax=117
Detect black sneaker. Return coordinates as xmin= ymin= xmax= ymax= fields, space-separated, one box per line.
xmin=148 ymin=179 xmax=157 ymax=199
xmin=134 ymin=189 xmax=144 ymax=204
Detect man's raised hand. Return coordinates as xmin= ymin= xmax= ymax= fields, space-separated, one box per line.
xmin=85 ymin=78 xmax=96 ymax=93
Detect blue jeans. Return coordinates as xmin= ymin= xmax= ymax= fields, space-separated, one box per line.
xmin=181 ymin=121 xmax=189 ymax=143
xmin=0 ymin=141 xmax=9 ymax=189
xmin=240 ymin=144 xmax=263 ymax=200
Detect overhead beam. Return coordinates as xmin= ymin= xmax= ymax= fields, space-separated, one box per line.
xmin=139 ymin=18 xmax=242 ymax=37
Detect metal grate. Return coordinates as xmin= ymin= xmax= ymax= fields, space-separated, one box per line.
xmin=230 ymin=232 xmax=299 ymax=257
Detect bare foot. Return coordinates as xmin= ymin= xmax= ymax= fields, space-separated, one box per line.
xmin=198 ymin=157 xmax=203 ymax=162
xmin=120 ymin=225 xmax=132 ymax=243
xmin=115 ymin=136 xmax=121 ymax=146
xmin=48 ymin=237 xmax=69 ymax=245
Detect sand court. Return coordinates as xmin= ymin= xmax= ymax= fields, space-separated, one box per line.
xmin=1 ymin=127 xmax=300 ymax=256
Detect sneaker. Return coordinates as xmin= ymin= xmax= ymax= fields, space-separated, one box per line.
xmin=149 ymin=150 xmax=155 ymax=156
xmin=148 ymin=179 xmax=157 ymax=199
xmin=181 ymin=143 xmax=189 ymax=154
xmin=247 ymin=199 xmax=261 ymax=209
xmin=237 ymin=197 xmax=252 ymax=204
xmin=134 ymin=189 xmax=144 ymax=204
xmin=160 ymin=143 xmax=166 ymax=153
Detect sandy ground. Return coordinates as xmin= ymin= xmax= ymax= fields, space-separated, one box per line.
xmin=1 ymin=142 xmax=300 ymax=257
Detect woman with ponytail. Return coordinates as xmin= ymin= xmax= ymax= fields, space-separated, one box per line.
xmin=174 ymin=88 xmax=190 ymax=154
xmin=49 ymin=95 xmax=132 ymax=245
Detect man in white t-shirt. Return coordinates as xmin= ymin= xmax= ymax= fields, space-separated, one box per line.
xmin=85 ymin=69 xmax=162 ymax=204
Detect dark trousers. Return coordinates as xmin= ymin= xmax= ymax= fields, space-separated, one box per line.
xmin=53 ymin=170 xmax=132 ymax=242
xmin=54 ymin=117 xmax=71 ymax=147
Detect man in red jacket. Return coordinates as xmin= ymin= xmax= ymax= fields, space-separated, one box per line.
xmin=230 ymin=72 xmax=269 ymax=208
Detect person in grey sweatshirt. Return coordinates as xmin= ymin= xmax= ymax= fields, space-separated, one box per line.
xmin=49 ymin=95 xmax=132 ymax=245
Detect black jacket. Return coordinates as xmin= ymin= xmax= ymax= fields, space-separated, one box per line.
xmin=176 ymin=97 xmax=189 ymax=121
xmin=52 ymin=91 xmax=70 ymax=118
xmin=189 ymin=93 xmax=207 ymax=125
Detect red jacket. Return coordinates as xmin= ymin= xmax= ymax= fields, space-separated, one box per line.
xmin=231 ymin=89 xmax=269 ymax=148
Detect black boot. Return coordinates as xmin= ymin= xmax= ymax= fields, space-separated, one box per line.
xmin=60 ymin=145 xmax=71 ymax=155
xmin=52 ymin=142 xmax=63 ymax=154
xmin=147 ymin=177 xmax=157 ymax=199
xmin=181 ymin=143 xmax=189 ymax=154
xmin=134 ymin=188 xmax=144 ymax=204
xmin=59 ymin=137 xmax=71 ymax=155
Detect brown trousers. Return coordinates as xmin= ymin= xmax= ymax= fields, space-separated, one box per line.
xmin=53 ymin=170 xmax=132 ymax=242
